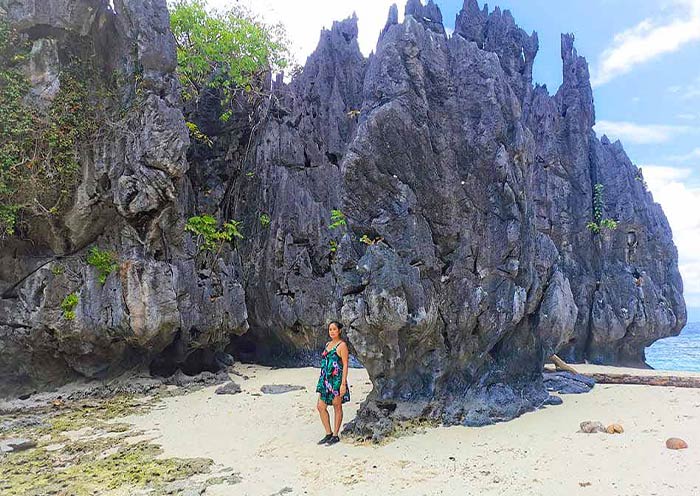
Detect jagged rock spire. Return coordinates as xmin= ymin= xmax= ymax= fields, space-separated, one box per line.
xmin=559 ymin=33 xmax=595 ymax=128
xmin=404 ymin=0 xmax=445 ymax=34
xmin=381 ymin=3 xmax=400 ymax=38
xmin=454 ymin=0 xmax=538 ymax=102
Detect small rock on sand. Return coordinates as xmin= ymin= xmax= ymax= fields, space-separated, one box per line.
xmin=579 ymin=421 xmax=606 ymax=433
xmin=215 ymin=382 xmax=242 ymax=395
xmin=544 ymin=395 xmax=563 ymax=406
xmin=606 ymin=424 xmax=624 ymax=434
xmin=260 ymin=384 xmax=306 ymax=394
xmin=666 ymin=438 xmax=688 ymax=450
xmin=543 ymin=372 xmax=595 ymax=394
xmin=0 ymin=438 xmax=36 ymax=453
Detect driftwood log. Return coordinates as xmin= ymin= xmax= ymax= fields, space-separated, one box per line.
xmin=547 ymin=355 xmax=700 ymax=389
xmin=586 ymin=373 xmax=700 ymax=389
xmin=550 ymin=354 xmax=579 ymax=374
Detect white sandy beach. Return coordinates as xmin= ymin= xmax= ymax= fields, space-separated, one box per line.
xmin=123 ymin=364 xmax=700 ymax=496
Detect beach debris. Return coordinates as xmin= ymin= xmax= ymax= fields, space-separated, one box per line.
xmin=544 ymin=372 xmax=595 ymax=394
xmin=606 ymin=423 xmax=624 ymax=434
xmin=586 ymin=373 xmax=700 ymax=389
xmin=0 ymin=437 xmax=36 ymax=453
xmin=260 ymin=384 xmax=306 ymax=394
xmin=215 ymin=382 xmax=242 ymax=395
xmin=579 ymin=482 xmax=592 ymax=487
xmin=579 ymin=421 xmax=606 ymax=433
xmin=549 ymin=354 xmax=579 ymax=374
xmin=665 ymin=438 xmax=688 ymax=450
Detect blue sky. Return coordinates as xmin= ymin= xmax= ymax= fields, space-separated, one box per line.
xmin=213 ymin=0 xmax=700 ymax=323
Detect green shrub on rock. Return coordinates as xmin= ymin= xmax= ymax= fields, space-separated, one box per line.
xmin=86 ymin=246 xmax=119 ymax=284
xmin=61 ymin=292 xmax=79 ymax=320
xmin=169 ymin=0 xmax=289 ymax=120
xmin=0 ymin=19 xmax=114 ymax=237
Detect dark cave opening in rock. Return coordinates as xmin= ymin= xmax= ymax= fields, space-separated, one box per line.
xmin=149 ymin=331 xmax=235 ymax=378
xmin=225 ymin=330 xmax=366 ymax=371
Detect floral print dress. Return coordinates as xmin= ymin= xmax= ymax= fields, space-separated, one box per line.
xmin=316 ymin=341 xmax=350 ymax=405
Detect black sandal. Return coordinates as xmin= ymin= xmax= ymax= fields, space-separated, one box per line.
xmin=317 ymin=434 xmax=333 ymax=445
xmin=325 ymin=435 xmax=340 ymax=446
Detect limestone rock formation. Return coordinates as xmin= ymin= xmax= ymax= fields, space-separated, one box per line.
xmin=0 ymin=0 xmax=247 ymax=397
xmin=0 ymin=0 xmax=686 ymax=438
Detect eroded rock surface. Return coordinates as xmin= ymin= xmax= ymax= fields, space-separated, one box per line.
xmin=0 ymin=0 xmax=686 ymax=437
xmin=0 ymin=0 xmax=247 ymax=397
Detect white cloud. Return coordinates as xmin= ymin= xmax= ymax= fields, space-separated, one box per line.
xmin=640 ymin=164 xmax=700 ymax=308
xmin=592 ymin=0 xmax=700 ymax=86
xmin=594 ymin=120 xmax=695 ymax=144
xmin=681 ymin=77 xmax=700 ymax=99
xmin=641 ymin=165 xmax=693 ymax=183
xmin=207 ymin=0 xmax=408 ymax=67
xmin=668 ymin=76 xmax=700 ymax=100
xmin=669 ymin=147 xmax=700 ymax=162
xmin=677 ymin=113 xmax=699 ymax=120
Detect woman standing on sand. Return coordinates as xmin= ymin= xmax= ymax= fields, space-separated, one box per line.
xmin=316 ymin=321 xmax=350 ymax=445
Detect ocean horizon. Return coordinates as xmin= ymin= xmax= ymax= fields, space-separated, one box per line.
xmin=645 ymin=321 xmax=700 ymax=372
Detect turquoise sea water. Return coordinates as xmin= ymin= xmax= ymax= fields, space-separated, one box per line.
xmin=646 ymin=322 xmax=700 ymax=372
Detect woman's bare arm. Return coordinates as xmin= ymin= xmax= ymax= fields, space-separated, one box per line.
xmin=339 ymin=342 xmax=349 ymax=391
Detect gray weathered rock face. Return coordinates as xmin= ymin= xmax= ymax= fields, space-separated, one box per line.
xmin=0 ymin=0 xmax=247 ymax=397
xmin=220 ymin=0 xmax=685 ymax=435
xmin=0 ymin=0 xmax=686 ymax=436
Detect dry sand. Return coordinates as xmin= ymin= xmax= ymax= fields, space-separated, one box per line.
xmin=123 ymin=364 xmax=700 ymax=496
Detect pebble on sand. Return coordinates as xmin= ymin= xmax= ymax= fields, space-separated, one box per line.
xmin=606 ymin=424 xmax=624 ymax=434
xmin=579 ymin=421 xmax=606 ymax=433
xmin=666 ymin=438 xmax=688 ymax=450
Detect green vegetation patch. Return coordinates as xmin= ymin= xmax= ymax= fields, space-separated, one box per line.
xmin=60 ymin=292 xmax=79 ymax=320
xmin=86 ymin=246 xmax=119 ymax=284
xmin=0 ymin=393 xmax=215 ymax=495
xmin=185 ymin=214 xmax=243 ymax=253
xmin=169 ymin=0 xmax=289 ymax=121
xmin=0 ymin=438 xmax=212 ymax=496
xmin=0 ymin=20 xmax=116 ymax=237
xmin=329 ymin=209 xmax=346 ymax=230
xmin=586 ymin=183 xmax=619 ymax=234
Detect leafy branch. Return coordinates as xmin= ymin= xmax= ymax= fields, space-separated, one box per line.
xmin=61 ymin=292 xmax=79 ymax=320
xmin=185 ymin=214 xmax=243 ymax=269
xmin=169 ymin=0 xmax=290 ymax=121
xmin=329 ymin=209 xmax=346 ymax=230
xmin=586 ymin=183 xmax=618 ymax=234
xmin=86 ymin=246 xmax=119 ymax=285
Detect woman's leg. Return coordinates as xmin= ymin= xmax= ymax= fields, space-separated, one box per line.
xmin=332 ymin=395 xmax=343 ymax=435
xmin=317 ymin=397 xmax=332 ymax=434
